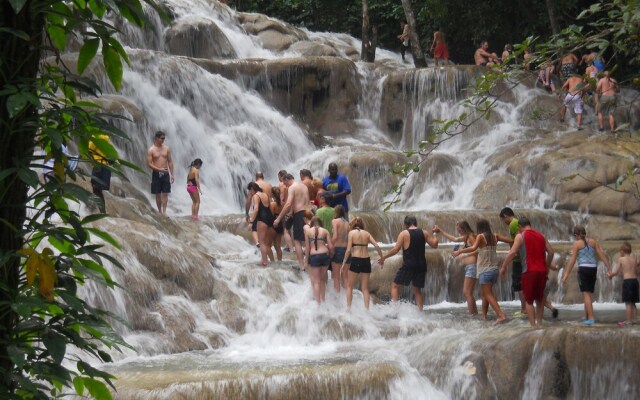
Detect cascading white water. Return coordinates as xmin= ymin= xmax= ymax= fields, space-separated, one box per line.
xmin=53 ymin=1 xmax=639 ymax=398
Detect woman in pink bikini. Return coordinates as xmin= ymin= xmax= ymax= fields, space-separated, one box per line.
xmin=186 ymin=158 xmax=202 ymax=220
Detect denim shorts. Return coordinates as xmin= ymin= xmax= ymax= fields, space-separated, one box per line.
xmin=478 ymin=269 xmax=499 ymax=285
xmin=309 ymin=253 xmax=331 ymax=267
xmin=464 ymin=264 xmax=477 ymax=279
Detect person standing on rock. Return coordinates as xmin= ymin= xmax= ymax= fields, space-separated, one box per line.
xmin=323 ymin=162 xmax=352 ymax=220
xmin=596 ymin=71 xmax=619 ymax=134
xmin=497 ymin=207 xmax=526 ymax=318
xmin=378 ymin=216 xmax=438 ymax=311
xmin=331 ymin=205 xmax=350 ymax=293
xmin=147 ymin=131 xmax=174 ymax=215
xmin=560 ymin=75 xmax=586 ymax=130
xmin=560 ymin=225 xmax=612 ymax=326
xmin=398 ymin=21 xmax=411 ymax=63
xmin=274 ymin=173 xmax=310 ymax=270
xmin=430 ymin=30 xmax=449 ymax=67
xmin=500 ymin=217 xmax=555 ymax=327
xmin=186 ymin=158 xmax=203 ymax=221
xmin=608 ymin=242 xmax=639 ymax=327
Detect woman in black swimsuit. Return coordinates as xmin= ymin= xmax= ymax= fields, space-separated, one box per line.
xmin=304 ymin=216 xmax=333 ymax=304
xmin=248 ymin=182 xmax=275 ymax=266
xmin=342 ymin=217 xmax=383 ymax=310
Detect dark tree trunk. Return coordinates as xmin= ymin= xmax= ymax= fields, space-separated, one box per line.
xmin=361 ymin=0 xmax=376 ymax=62
xmin=400 ymin=0 xmax=427 ymax=68
xmin=0 ymin=1 xmax=43 ymax=389
xmin=545 ymin=0 xmax=559 ymax=35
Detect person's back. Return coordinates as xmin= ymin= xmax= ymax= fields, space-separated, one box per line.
xmin=618 ymin=253 xmax=639 ymax=280
xmin=349 ymin=228 xmax=372 ymax=259
xmin=403 ymin=228 xmax=426 ymax=270
xmin=597 ymin=75 xmax=618 ymax=97
xmin=564 ymin=76 xmax=584 ymax=94
xmin=520 ymin=229 xmax=547 ymax=273
xmin=289 ymin=181 xmax=310 ymax=213
xmin=332 ymin=216 xmax=350 ymax=248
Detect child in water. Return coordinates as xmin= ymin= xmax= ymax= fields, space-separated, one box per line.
xmin=608 ymin=242 xmax=639 ymax=327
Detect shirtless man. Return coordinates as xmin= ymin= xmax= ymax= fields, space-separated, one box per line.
xmin=147 ymin=131 xmax=174 ymax=215
xmin=560 ymin=75 xmax=586 ymax=130
xmin=299 ymin=169 xmax=316 ymax=203
xmin=608 ymin=242 xmax=639 ymax=326
xmin=397 ymin=21 xmax=411 ymax=62
xmin=596 ymin=71 xmax=619 ymax=133
xmin=378 ymin=216 xmax=438 ymax=311
xmin=274 ymin=173 xmax=310 ymax=269
xmin=277 ymin=170 xmax=295 ymax=252
xmin=474 ymin=41 xmax=500 ymax=67
xmin=245 ymin=172 xmax=272 ymax=247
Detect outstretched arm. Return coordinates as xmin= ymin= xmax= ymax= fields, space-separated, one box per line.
xmin=379 ymin=231 xmax=405 ymax=266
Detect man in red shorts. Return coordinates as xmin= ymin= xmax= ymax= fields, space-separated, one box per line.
xmin=500 ymin=216 xmax=555 ymax=327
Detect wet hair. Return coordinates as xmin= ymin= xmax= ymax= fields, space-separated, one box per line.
xmin=310 ymin=216 xmax=323 ymax=250
xmin=518 ymin=216 xmax=531 ymax=227
xmin=457 ymin=221 xmax=474 ymax=236
xmin=334 ymin=204 xmax=346 ymax=219
xmin=271 ymin=187 xmax=282 ymax=207
xmin=476 ymin=219 xmax=496 ymax=246
xmin=255 ymin=171 xmax=264 ymax=179
xmin=190 ymin=158 xmax=203 ymax=168
xmin=154 ymin=131 xmax=166 ymax=139
xmin=284 ymin=173 xmax=295 ymax=180
xmin=573 ymin=225 xmax=587 ymax=242
xmin=247 ymin=182 xmax=262 ymax=192
xmin=404 ymin=215 xmax=417 ymax=227
xmin=350 ymin=216 xmax=364 ymax=230
xmin=278 ymin=170 xmax=287 ymax=178
xmin=621 ymin=242 xmax=632 ymax=255
xmin=299 ymin=169 xmax=312 ymax=179
xmin=499 ymin=207 xmax=515 ymax=218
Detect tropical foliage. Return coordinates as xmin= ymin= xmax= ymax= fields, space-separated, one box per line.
xmin=1 ymin=1 xmax=163 ymax=398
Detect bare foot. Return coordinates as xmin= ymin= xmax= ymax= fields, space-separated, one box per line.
xmin=493 ymin=317 xmax=507 ymax=325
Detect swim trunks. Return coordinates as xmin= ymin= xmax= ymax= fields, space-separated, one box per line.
xmin=578 ymin=266 xmax=597 ymax=293
xmin=511 ymin=261 xmax=523 ymax=292
xmin=599 ymin=95 xmax=617 ymax=115
xmin=521 ymin=270 xmax=547 ymax=304
xmin=622 ymin=278 xmax=639 ymax=303
xmin=151 ymin=170 xmax=171 ymax=194
xmin=349 ymin=257 xmax=372 ymax=274
xmin=309 ymin=253 xmax=331 ymax=267
xmin=564 ymin=93 xmax=583 ymax=114
xmin=292 ymin=210 xmax=305 ymax=241
xmin=187 ymin=183 xmax=198 ymax=193
xmin=91 ymin=165 xmax=111 ymax=191
xmin=394 ymin=266 xmax=426 ymax=288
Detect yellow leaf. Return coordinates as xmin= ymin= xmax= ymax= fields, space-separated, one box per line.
xmin=25 ymin=256 xmax=38 ymax=286
xmin=38 ymin=249 xmax=57 ymax=301
xmin=54 ymin=160 xmax=65 ymax=180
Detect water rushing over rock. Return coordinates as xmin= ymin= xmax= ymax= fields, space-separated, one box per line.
xmin=47 ymin=0 xmax=640 ymax=398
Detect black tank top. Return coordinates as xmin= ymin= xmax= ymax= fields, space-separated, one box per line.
xmin=402 ymin=228 xmax=427 ymax=270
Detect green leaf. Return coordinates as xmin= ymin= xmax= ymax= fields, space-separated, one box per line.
xmin=47 ymin=25 xmax=67 ymax=51
xmin=6 ymin=93 xmax=28 ymax=118
xmin=78 ymin=39 xmax=100 ymax=74
xmin=102 ymin=46 xmax=123 ymax=90
xmin=17 ymin=167 xmax=40 ymax=188
xmin=7 ymin=0 xmax=27 ymax=13
xmin=84 ymin=378 xmax=113 ymax=400
xmin=43 ymin=332 xmax=67 ymax=364
xmin=7 ymin=345 xmax=26 ymax=369
xmin=86 ymin=228 xmax=121 ymax=249
xmin=0 ymin=27 xmax=30 ymax=40
xmin=73 ymin=376 xmax=85 ymax=396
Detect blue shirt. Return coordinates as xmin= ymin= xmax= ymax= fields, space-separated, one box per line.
xmin=322 ymin=174 xmax=351 ymax=213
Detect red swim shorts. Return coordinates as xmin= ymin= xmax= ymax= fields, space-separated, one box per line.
xmin=521 ymin=271 xmax=547 ymax=304
xmin=434 ymin=43 xmax=449 ymax=59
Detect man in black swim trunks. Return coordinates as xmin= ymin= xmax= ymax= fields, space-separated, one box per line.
xmin=274 ymin=173 xmax=310 ymax=270
xmin=147 ymin=131 xmax=174 ymax=215
xmin=378 ymin=215 xmax=438 ymax=311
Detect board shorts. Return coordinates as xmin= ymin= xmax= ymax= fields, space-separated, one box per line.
xmin=394 ymin=265 xmax=426 ymax=289
xmin=599 ymin=95 xmax=617 ymax=115
xmin=309 ymin=253 xmax=331 ymax=268
xmin=522 ymin=271 xmax=547 ymax=304
xmin=622 ymin=279 xmax=639 ymax=303
xmin=512 ymin=261 xmax=523 ymax=292
xmin=91 ymin=165 xmax=111 ymax=191
xmin=349 ymin=257 xmax=371 ymax=274
xmin=292 ymin=210 xmax=305 ymax=241
xmin=434 ymin=42 xmax=449 ymax=59
xmin=578 ymin=266 xmax=597 ymax=293
xmin=564 ymin=93 xmax=583 ymax=114
xmin=151 ymin=171 xmax=171 ymax=194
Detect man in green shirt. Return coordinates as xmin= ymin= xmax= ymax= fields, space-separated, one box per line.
xmin=499 ymin=207 xmax=526 ymax=317
xmin=315 ymin=192 xmax=334 ymax=237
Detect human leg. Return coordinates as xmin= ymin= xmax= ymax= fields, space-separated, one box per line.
xmin=525 ymin=301 xmax=536 ymax=326
xmin=583 ymin=291 xmax=594 ymax=320
xmin=463 ymin=276 xmax=478 ymax=315
xmin=412 ymin=286 xmax=424 ymax=311
xmin=160 ymin=193 xmax=169 ymax=214
xmin=391 ymin=282 xmax=401 ymax=302
xmin=93 ymin=187 xmax=105 ymax=213
xmin=346 ymin=270 xmax=358 ymax=309
xmin=482 ymin=284 xmax=505 ymax=322
xmin=361 ymin=273 xmax=370 ymax=310
xmin=608 ymin=113 xmax=616 ymax=133
xmin=308 ymin=267 xmax=323 ymax=304
xmin=293 ymin=240 xmax=304 ymax=269
xmin=535 ymin=299 xmax=544 ymax=325
xmin=188 ymin=190 xmax=199 ymax=218
xmin=155 ymin=193 xmax=162 ymax=213
xmin=273 ymin=234 xmax=283 ymax=261
xmin=320 ymin=266 xmax=328 ymax=302
xmin=257 ymin=222 xmax=269 ymax=265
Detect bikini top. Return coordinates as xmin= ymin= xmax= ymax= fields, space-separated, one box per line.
xmin=309 ymin=235 xmax=327 ymax=251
